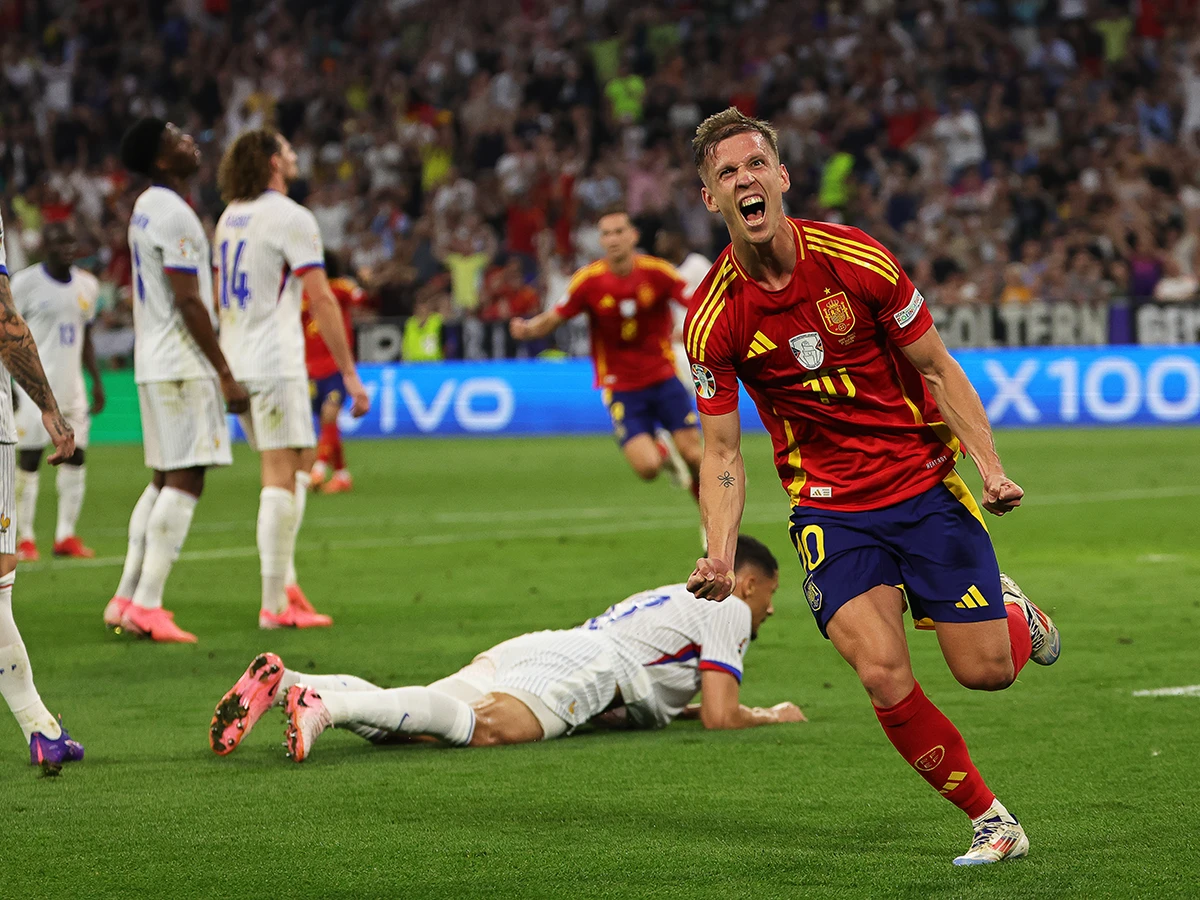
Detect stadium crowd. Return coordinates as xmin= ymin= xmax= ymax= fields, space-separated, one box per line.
xmin=2 ymin=0 xmax=1200 ymax=361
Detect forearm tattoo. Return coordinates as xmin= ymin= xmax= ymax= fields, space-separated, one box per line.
xmin=0 ymin=275 xmax=58 ymax=412
xmin=718 ymin=471 xmax=736 ymax=488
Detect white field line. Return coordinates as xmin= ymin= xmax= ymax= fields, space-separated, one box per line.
xmin=29 ymin=482 xmax=1200 ymax=572
xmin=22 ymin=513 xmax=779 ymax=572
xmin=83 ymin=483 xmax=1200 ymax=539
xmin=1132 ymin=685 xmax=1200 ymax=697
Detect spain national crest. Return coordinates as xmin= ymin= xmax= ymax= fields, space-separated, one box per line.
xmin=804 ymin=575 xmax=822 ymax=611
xmin=816 ymin=291 xmax=856 ymax=336
xmin=914 ymin=744 xmax=946 ymax=772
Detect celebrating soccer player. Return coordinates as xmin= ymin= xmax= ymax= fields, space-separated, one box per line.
xmin=0 ymin=207 xmax=85 ymax=769
xmin=11 ymin=222 xmax=104 ymax=561
xmin=209 ymin=535 xmax=803 ymax=761
xmin=215 ymin=130 xmax=369 ymax=629
xmin=683 ymin=109 xmax=1061 ymax=865
xmin=105 ymin=119 xmax=250 ymax=643
xmin=511 ymin=206 xmax=701 ymax=496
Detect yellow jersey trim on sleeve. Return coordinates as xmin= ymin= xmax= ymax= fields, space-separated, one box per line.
xmin=566 ymin=260 xmax=608 ymax=297
xmin=686 ymin=259 xmax=735 ymax=358
xmin=801 ymin=227 xmax=899 ymax=278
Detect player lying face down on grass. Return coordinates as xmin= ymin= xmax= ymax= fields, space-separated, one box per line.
xmin=210 ymin=535 xmax=805 ymax=762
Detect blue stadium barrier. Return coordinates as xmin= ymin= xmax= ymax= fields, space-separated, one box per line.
xmin=226 ymin=347 xmax=1200 ymax=441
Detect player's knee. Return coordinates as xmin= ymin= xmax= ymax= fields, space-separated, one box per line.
xmin=17 ymin=450 xmax=40 ymax=473
xmin=629 ymin=455 xmax=660 ymax=481
xmin=67 ymin=448 xmax=85 ymax=467
xmin=856 ymin=661 xmax=914 ymax=708
xmin=952 ymin=656 xmax=1015 ymax=692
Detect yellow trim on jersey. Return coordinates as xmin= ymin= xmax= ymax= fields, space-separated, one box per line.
xmin=788 ymin=218 xmax=806 ymax=261
xmin=635 ymin=256 xmax=682 ymax=279
xmin=566 ymin=260 xmax=608 ymax=296
xmin=781 ymin=419 xmax=807 ymax=505
xmin=688 ymin=264 xmax=737 ymax=361
xmin=943 ymin=470 xmax=988 ymax=532
xmin=695 ymin=301 xmax=726 ymax=362
xmin=802 ymin=227 xmax=899 ymax=279
xmin=746 ymin=331 xmax=777 ymax=360
xmin=805 ymin=240 xmax=899 ymax=285
xmin=896 ymin=381 xmax=963 ymax=459
xmin=687 ymin=260 xmax=734 ymax=356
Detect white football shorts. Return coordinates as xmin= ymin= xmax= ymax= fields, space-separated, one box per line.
xmin=138 ymin=379 xmax=233 ymax=471
xmin=0 ymin=443 xmax=14 ymax=555
xmin=429 ymin=630 xmax=621 ymax=739
xmin=16 ymin=401 xmax=89 ymax=452
xmin=239 ymin=378 xmax=316 ymax=452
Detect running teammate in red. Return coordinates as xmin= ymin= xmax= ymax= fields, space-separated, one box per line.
xmin=511 ymin=206 xmax=701 ymax=491
xmin=302 ymin=251 xmax=363 ymax=494
xmin=682 ymin=108 xmax=1061 ymax=866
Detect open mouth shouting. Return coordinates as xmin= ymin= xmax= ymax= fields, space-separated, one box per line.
xmin=739 ymin=193 xmax=767 ymax=227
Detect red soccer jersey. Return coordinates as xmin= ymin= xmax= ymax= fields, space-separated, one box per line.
xmin=684 ymin=218 xmax=956 ymax=512
xmin=555 ymin=255 xmax=688 ymax=392
xmin=302 ymin=277 xmax=364 ymax=380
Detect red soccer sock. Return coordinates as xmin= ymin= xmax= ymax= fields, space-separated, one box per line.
xmin=316 ymin=422 xmax=336 ymax=466
xmin=1006 ymin=602 xmax=1033 ymax=678
xmin=317 ymin=422 xmax=339 ymax=467
xmin=874 ymin=682 xmax=995 ymax=820
xmin=330 ymin=428 xmax=345 ymax=471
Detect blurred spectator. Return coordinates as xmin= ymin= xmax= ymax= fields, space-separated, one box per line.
xmin=402 ymin=289 xmax=446 ymax=363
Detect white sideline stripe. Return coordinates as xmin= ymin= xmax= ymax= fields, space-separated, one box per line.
xmin=1132 ymin=685 xmax=1200 ymax=697
xmin=35 ymin=482 xmax=1200 ymax=571
xmin=82 ymin=483 xmax=1200 ymax=538
xmin=21 ymin=513 xmax=786 ymax=572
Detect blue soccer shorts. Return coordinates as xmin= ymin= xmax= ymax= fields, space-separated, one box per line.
xmin=788 ymin=470 xmax=1005 ymax=638
xmin=310 ymin=372 xmax=346 ymax=417
xmin=603 ymin=377 xmax=698 ymax=446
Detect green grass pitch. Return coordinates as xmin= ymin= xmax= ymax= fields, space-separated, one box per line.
xmin=1 ymin=428 xmax=1198 ymax=899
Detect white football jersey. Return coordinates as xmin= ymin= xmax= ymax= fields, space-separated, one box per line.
xmin=128 ymin=186 xmax=218 ymax=384
xmin=10 ymin=264 xmax=98 ymax=414
xmin=215 ymin=191 xmax=325 ymax=381
xmin=579 ymin=583 xmax=752 ymax=729
xmin=0 ymin=211 xmax=14 ymax=442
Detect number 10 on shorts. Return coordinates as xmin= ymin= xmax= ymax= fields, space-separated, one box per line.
xmin=793 ymin=525 xmax=826 ymax=572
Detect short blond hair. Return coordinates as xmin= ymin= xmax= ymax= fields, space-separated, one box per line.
xmin=692 ymin=107 xmax=780 ymax=177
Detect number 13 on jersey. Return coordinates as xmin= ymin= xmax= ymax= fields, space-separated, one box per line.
xmin=218 ymin=240 xmax=252 ymax=310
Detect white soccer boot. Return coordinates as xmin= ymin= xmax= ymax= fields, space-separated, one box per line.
xmin=953 ymin=799 xmax=1030 ymax=866
xmin=1000 ymin=573 xmax=1060 ymax=666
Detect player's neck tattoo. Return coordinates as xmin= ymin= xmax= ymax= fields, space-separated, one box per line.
xmin=719 ymin=471 xmax=735 ymax=488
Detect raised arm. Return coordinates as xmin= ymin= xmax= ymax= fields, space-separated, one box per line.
xmin=510 ymin=307 xmax=565 ymax=341
xmin=696 ymin=670 xmax=805 ymax=730
xmin=0 ymin=274 xmax=73 ymax=464
xmin=900 ymin=325 xmax=1023 ymax=515
xmin=167 ymin=269 xmax=249 ymax=414
xmin=300 ymin=268 xmax=369 ymax=417
xmin=687 ymin=410 xmax=744 ymax=600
